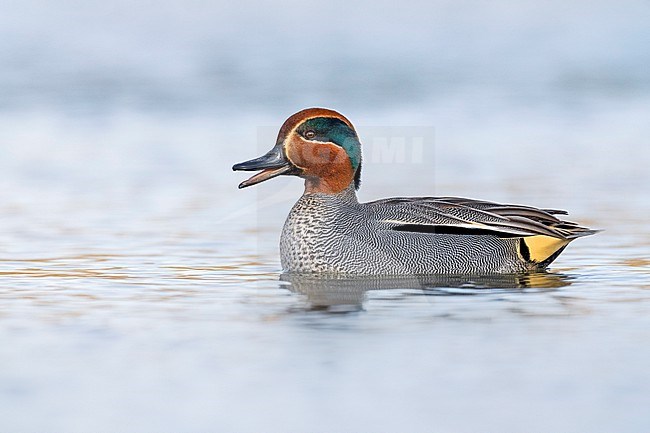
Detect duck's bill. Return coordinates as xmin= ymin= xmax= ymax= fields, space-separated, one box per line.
xmin=236 ymin=165 xmax=293 ymax=188
xmin=232 ymin=145 xmax=295 ymax=188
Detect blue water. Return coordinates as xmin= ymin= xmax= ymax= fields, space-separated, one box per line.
xmin=1 ymin=1 xmax=649 ymax=432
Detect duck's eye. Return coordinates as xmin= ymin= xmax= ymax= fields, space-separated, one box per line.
xmin=304 ymin=130 xmax=316 ymax=139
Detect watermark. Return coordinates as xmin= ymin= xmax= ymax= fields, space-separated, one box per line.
xmin=253 ymin=125 xmax=433 ymax=166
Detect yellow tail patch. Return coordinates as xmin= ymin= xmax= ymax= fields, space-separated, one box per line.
xmin=520 ymin=235 xmax=570 ymax=263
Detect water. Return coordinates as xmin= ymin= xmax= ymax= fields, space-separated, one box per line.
xmin=1 ymin=1 xmax=650 ymax=432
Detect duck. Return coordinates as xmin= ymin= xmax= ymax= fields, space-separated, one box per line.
xmin=233 ymin=108 xmax=597 ymax=275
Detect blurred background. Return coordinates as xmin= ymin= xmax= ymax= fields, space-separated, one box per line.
xmin=1 ymin=1 xmax=649 ymax=432
xmin=1 ymin=0 xmax=648 ymax=232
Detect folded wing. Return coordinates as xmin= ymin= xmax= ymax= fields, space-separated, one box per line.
xmin=366 ymin=196 xmax=598 ymax=264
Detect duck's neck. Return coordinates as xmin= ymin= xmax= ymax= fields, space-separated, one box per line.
xmin=303 ymin=181 xmax=358 ymax=202
xmin=303 ymin=175 xmax=355 ymax=195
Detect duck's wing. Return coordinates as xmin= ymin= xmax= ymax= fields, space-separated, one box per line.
xmin=366 ymin=196 xmax=596 ymax=239
xmin=365 ymin=196 xmax=597 ymax=263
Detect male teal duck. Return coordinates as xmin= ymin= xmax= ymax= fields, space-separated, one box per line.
xmin=233 ymin=108 xmax=596 ymax=274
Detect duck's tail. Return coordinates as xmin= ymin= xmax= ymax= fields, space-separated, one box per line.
xmin=519 ymin=221 xmax=600 ymax=268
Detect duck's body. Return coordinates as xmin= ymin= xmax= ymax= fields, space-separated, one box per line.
xmin=280 ymin=185 xmax=594 ymax=274
xmin=234 ymin=108 xmax=596 ymax=275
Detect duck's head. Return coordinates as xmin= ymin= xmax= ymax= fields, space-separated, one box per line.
xmin=233 ymin=108 xmax=362 ymax=194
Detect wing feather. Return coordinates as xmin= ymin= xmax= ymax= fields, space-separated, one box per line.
xmin=366 ymin=196 xmax=594 ymax=239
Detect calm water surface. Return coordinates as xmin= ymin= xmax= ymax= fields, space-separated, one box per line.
xmin=2 ymin=1 xmax=650 ymax=432
xmin=0 ymin=109 xmax=648 ymax=433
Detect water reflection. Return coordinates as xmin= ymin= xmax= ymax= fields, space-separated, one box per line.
xmin=281 ymin=271 xmax=572 ymax=312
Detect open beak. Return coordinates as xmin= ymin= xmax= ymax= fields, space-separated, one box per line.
xmin=232 ymin=144 xmax=295 ymax=189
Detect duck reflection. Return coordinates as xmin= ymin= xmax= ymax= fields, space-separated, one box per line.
xmin=280 ymin=272 xmax=572 ymax=312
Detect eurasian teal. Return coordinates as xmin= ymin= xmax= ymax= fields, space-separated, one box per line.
xmin=233 ymin=108 xmax=596 ymax=274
